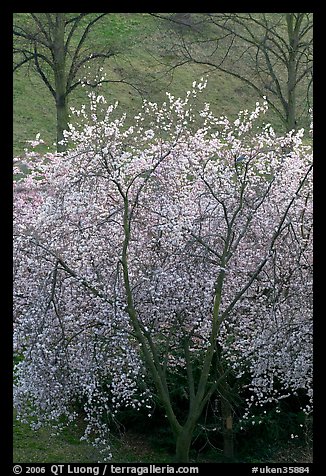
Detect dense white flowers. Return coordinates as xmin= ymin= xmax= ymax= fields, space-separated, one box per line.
xmin=13 ymin=82 xmax=312 ymax=457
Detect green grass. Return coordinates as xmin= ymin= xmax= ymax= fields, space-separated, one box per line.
xmin=13 ymin=411 xmax=171 ymax=463
xmin=14 ymin=413 xmax=101 ymax=463
xmin=14 ymin=410 xmax=312 ymax=464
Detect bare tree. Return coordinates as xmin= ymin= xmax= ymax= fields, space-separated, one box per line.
xmin=13 ymin=13 xmax=135 ymax=151
xmin=152 ymin=13 xmax=313 ymax=132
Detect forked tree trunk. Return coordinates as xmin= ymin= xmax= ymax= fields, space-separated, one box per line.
xmin=53 ymin=13 xmax=69 ymax=152
xmin=174 ymin=416 xmax=199 ymax=463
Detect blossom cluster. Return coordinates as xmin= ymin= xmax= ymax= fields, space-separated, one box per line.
xmin=13 ymin=82 xmax=313 ymax=453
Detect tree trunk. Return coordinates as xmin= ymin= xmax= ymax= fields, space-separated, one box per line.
xmin=286 ymin=54 xmax=297 ymax=132
xmin=175 ymin=425 xmax=194 ymax=463
xmin=221 ymin=396 xmax=234 ymax=460
xmin=286 ymin=87 xmax=296 ymax=132
xmin=56 ymin=96 xmax=69 ymax=152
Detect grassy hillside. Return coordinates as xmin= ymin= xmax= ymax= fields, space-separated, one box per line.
xmin=13 ymin=13 xmax=274 ymax=156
